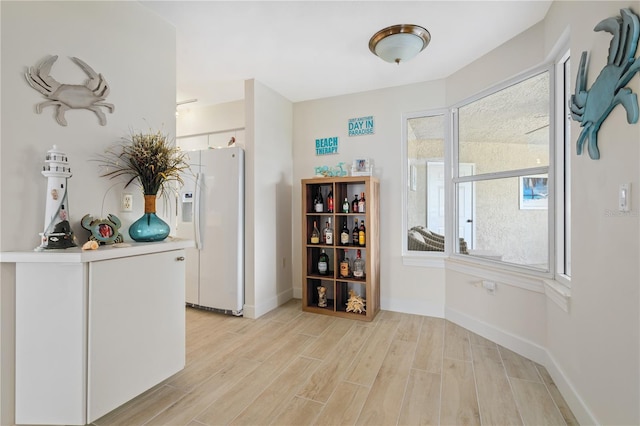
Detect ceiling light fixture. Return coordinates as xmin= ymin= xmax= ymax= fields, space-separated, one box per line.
xmin=369 ymin=24 xmax=431 ymax=65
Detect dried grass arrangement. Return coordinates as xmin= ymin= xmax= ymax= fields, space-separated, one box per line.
xmin=99 ymin=130 xmax=191 ymax=197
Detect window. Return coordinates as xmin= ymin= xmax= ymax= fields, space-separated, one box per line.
xmin=402 ymin=53 xmax=570 ymax=282
xmin=453 ymin=68 xmax=551 ymax=271
xmin=402 ymin=111 xmax=447 ymax=256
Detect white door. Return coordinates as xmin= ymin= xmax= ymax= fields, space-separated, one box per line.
xmin=427 ymin=162 xmax=475 ymax=247
xmin=426 ymin=162 xmax=446 ymax=235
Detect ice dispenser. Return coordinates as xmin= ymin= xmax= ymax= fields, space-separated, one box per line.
xmin=181 ymin=191 xmax=194 ymax=222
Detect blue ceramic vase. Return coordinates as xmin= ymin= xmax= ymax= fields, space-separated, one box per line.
xmin=129 ymin=195 xmax=170 ymax=242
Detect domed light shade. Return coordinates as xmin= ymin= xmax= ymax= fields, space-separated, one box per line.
xmin=369 ymin=24 xmax=431 ymax=64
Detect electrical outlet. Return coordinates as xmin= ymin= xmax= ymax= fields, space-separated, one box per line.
xmin=482 ymin=280 xmax=496 ymax=295
xmin=122 ymin=193 xmax=133 ymax=212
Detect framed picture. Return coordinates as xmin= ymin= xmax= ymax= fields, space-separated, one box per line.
xmin=351 ymin=158 xmax=372 ymax=176
xmin=353 ymin=158 xmax=369 ymax=172
xmin=519 ymin=175 xmax=548 ymax=210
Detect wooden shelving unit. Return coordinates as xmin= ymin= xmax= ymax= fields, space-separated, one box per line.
xmin=301 ymin=176 xmax=379 ymax=321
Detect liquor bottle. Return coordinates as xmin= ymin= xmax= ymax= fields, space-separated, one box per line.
xmin=353 ymin=249 xmax=365 ymax=278
xmin=340 ymin=220 xmax=350 ymax=246
xmin=352 ymin=194 xmax=359 ymax=213
xmin=359 ymin=219 xmax=366 ymax=246
xmin=352 ymin=218 xmax=359 ymax=246
xmin=327 ymin=190 xmax=334 ymax=213
xmin=340 ymin=249 xmax=351 ymax=278
xmin=318 ymin=249 xmax=329 ymax=275
xmin=358 ymin=192 xmax=365 ymax=213
xmin=311 ymin=220 xmax=320 ymax=244
xmin=314 ymin=187 xmax=324 ymax=212
xmin=323 ymin=218 xmax=333 ymax=245
xmin=342 ymin=197 xmax=349 ymax=213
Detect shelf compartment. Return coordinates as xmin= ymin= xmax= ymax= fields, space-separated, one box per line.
xmin=305 ymin=183 xmax=335 ymax=214
xmin=305 ymin=213 xmax=336 ymax=246
xmin=305 ymin=278 xmax=335 ymax=311
xmin=306 ymin=247 xmax=335 ymax=277
xmin=336 ymin=281 xmax=367 ymax=315
xmin=335 ymin=181 xmax=366 ymax=214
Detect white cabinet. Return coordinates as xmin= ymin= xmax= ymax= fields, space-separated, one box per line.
xmin=15 ymin=263 xmax=87 ymax=425
xmin=88 ymin=251 xmax=186 ymax=421
xmin=2 ymin=239 xmax=192 ymax=425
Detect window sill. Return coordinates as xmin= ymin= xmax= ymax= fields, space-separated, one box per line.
xmin=403 ymin=253 xmax=572 ymax=311
xmin=542 ymin=278 xmax=571 ymax=313
xmin=446 ymin=255 xmax=546 ymax=293
xmin=402 ymin=252 xmax=446 ymax=268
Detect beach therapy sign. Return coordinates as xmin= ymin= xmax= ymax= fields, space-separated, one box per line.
xmin=348 ymin=115 xmax=374 ymax=137
xmin=316 ymin=136 xmax=339 ymax=155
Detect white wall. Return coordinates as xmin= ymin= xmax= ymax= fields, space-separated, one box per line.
xmin=0 ymin=1 xmax=176 ymax=423
xmin=244 ymin=80 xmax=293 ymax=318
xmin=545 ymin=2 xmax=639 ymax=424
xmin=176 ymin=100 xmax=244 ymax=137
xmin=293 ymin=80 xmax=447 ymax=317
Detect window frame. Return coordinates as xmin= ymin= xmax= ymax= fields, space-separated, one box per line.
xmin=554 ymin=48 xmax=572 ymax=285
xmin=401 ymin=108 xmax=450 ymax=266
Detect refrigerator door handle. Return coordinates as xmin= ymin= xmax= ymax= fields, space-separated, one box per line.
xmin=194 ymin=172 xmax=203 ymax=249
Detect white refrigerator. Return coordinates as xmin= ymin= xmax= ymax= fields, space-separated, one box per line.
xmin=176 ymin=146 xmax=244 ymax=315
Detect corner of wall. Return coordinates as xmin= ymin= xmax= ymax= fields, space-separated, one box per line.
xmin=544 ymin=350 xmax=599 ymax=426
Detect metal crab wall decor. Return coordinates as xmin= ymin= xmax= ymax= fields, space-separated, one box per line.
xmin=25 ymin=55 xmax=114 ymax=126
xmin=570 ymin=8 xmax=640 ymax=160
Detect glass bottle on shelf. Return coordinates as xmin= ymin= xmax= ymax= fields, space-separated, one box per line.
xmin=351 ymin=218 xmax=359 ymax=246
xmin=359 ymin=219 xmax=366 ymax=246
xmin=352 ymin=194 xmax=359 ymax=213
xmin=323 ymin=218 xmax=333 ymax=245
xmin=340 ymin=249 xmax=351 ymax=278
xmin=311 ymin=220 xmax=320 ymax=244
xmin=342 ymin=197 xmax=349 ymax=213
xmin=327 ymin=190 xmax=334 ymax=213
xmin=318 ymin=249 xmax=329 ymax=275
xmin=314 ymin=187 xmax=324 ymax=212
xmin=340 ymin=220 xmax=350 ymax=246
xmin=358 ymin=192 xmax=365 ymax=213
xmin=353 ymin=249 xmax=365 ymax=278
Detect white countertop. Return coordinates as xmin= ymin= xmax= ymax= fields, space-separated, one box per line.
xmin=0 ymin=237 xmax=195 ymax=263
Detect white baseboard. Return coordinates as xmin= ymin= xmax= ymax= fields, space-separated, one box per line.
xmin=445 ymin=306 xmax=547 ymax=363
xmin=544 ymin=351 xmax=598 ymax=425
xmin=243 ymin=287 xmax=294 ymax=319
xmin=382 ymin=297 xmax=444 ymax=318
xmin=292 ymin=286 xmax=302 ymax=299
xmin=445 ymin=306 xmax=597 ymax=425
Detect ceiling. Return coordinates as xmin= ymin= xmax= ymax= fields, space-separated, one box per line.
xmin=142 ymin=1 xmax=552 ymax=108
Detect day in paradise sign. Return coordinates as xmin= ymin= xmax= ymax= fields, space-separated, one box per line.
xmin=348 ymin=115 xmax=375 ymax=136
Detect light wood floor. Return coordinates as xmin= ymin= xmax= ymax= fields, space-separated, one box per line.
xmin=93 ymin=299 xmax=579 ymax=426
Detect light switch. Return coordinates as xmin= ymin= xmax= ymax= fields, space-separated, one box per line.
xmin=619 ymin=183 xmax=631 ymax=212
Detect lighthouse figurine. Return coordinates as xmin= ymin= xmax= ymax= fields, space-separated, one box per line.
xmin=37 ymin=145 xmax=77 ymax=250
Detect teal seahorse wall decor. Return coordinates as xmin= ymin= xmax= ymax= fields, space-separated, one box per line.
xmin=570 ymin=8 xmax=640 ymax=160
